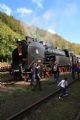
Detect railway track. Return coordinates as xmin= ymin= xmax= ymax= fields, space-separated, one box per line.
xmin=7 ymin=79 xmax=77 ymax=120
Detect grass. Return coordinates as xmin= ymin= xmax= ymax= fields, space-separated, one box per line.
xmin=26 ymin=80 xmax=80 ymax=120
xmin=0 ymin=73 xmax=72 ymax=105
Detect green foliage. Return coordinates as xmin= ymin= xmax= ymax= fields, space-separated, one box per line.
xmin=0 ymin=20 xmax=24 ymax=61
xmin=0 ymin=11 xmax=23 ymax=34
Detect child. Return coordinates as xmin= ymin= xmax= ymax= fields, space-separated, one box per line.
xmin=58 ymin=77 xmax=68 ymax=99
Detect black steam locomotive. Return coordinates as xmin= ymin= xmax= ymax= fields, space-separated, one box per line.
xmin=11 ymin=36 xmax=80 ymax=80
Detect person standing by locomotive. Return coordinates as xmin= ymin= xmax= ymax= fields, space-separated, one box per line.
xmin=71 ymin=63 xmax=77 ymax=80
xmin=52 ymin=63 xmax=59 ymax=83
xmin=33 ymin=62 xmax=42 ymax=91
xmin=31 ymin=62 xmax=36 ymax=86
xmin=76 ymin=63 xmax=80 ymax=80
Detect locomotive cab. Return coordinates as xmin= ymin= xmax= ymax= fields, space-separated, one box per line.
xmin=11 ymin=39 xmax=29 ymax=80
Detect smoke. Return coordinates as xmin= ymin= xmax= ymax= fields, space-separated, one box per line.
xmin=20 ymin=21 xmax=29 ymax=36
xmin=20 ymin=21 xmax=56 ymax=47
xmin=20 ymin=21 xmax=38 ymax=38
xmin=44 ymin=31 xmax=56 ymax=47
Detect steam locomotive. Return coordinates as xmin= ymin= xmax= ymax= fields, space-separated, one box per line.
xmin=11 ymin=36 xmax=80 ymax=80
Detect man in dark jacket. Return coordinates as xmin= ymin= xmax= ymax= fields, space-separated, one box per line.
xmin=33 ymin=63 xmax=42 ymax=90
xmin=52 ymin=63 xmax=59 ymax=83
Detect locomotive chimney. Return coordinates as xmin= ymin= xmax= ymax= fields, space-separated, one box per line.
xmin=25 ymin=36 xmax=28 ymax=40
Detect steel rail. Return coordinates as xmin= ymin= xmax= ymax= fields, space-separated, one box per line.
xmin=75 ymin=112 xmax=80 ymax=120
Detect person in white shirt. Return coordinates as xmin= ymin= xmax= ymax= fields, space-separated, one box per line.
xmin=58 ymin=77 xmax=68 ymax=99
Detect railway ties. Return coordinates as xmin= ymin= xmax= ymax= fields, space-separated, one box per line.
xmin=7 ymin=79 xmax=76 ymax=120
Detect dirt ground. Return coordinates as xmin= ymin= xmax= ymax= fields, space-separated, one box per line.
xmin=0 ymin=78 xmax=56 ymax=120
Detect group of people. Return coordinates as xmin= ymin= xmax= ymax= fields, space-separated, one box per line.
xmin=52 ymin=63 xmax=68 ymax=99
xmin=30 ymin=61 xmax=80 ymax=99
xmin=30 ymin=61 xmax=68 ymax=99
xmin=52 ymin=62 xmax=80 ymax=99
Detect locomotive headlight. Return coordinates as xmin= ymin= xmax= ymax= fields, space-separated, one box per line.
xmin=35 ymin=49 xmax=39 ymax=54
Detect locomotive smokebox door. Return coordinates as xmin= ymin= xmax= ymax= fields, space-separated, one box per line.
xmin=28 ymin=41 xmax=45 ymax=67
